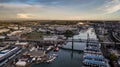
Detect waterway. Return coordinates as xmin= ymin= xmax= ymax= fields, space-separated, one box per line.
xmin=63 ymin=28 xmax=97 ymax=50
xmin=31 ymin=28 xmax=97 ymax=67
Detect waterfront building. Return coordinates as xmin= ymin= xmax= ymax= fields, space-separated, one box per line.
xmin=7 ymin=31 xmax=22 ymax=36
xmin=15 ymin=41 xmax=29 ymax=48
xmin=83 ymin=54 xmax=105 ymax=61
xmin=43 ymin=36 xmax=58 ymax=41
xmin=0 ymin=46 xmax=21 ymax=66
xmin=83 ymin=59 xmax=106 ymax=67
xmin=0 ymin=29 xmax=10 ymax=33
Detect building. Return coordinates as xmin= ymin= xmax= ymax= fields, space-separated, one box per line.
xmin=0 ymin=46 xmax=21 ymax=66
xmin=43 ymin=36 xmax=58 ymax=41
xmin=15 ymin=41 xmax=29 ymax=47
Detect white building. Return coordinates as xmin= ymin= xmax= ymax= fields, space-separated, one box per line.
xmin=15 ymin=41 xmax=29 ymax=47
xmin=43 ymin=36 xmax=58 ymax=41
xmin=7 ymin=31 xmax=22 ymax=36
xmin=0 ymin=29 xmax=10 ymax=33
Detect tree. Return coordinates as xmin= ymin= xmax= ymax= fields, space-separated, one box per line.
xmin=110 ymin=53 xmax=118 ymax=61
xmin=64 ymin=30 xmax=74 ymax=38
xmin=46 ymin=31 xmax=50 ymax=35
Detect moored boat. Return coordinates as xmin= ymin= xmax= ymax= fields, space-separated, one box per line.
xmin=46 ymin=54 xmax=58 ymax=63
xmin=54 ymin=47 xmax=59 ymax=52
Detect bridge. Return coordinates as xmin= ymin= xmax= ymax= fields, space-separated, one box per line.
xmin=66 ymin=39 xmax=98 ymax=43
xmin=4 ymin=39 xmax=65 ymax=46
xmin=112 ymin=32 xmax=120 ymax=42
xmin=4 ymin=38 xmax=120 ymax=45
xmin=67 ymin=39 xmax=120 ymax=44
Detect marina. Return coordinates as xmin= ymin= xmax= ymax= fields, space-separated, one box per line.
xmin=31 ymin=49 xmax=83 ymax=67
xmin=31 ymin=27 xmax=103 ymax=67
xmin=82 ymin=28 xmax=109 ymax=67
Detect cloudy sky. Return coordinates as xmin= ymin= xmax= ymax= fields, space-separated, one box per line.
xmin=0 ymin=0 xmax=120 ymax=20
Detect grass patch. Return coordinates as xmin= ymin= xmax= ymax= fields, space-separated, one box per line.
xmin=21 ymin=31 xmax=49 ymax=40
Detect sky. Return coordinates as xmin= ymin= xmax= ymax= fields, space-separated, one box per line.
xmin=0 ymin=0 xmax=120 ymax=20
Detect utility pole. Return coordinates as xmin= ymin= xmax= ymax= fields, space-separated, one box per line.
xmin=71 ymin=36 xmax=74 ymax=59
xmin=103 ymin=21 xmax=105 ymax=40
xmin=86 ymin=33 xmax=89 ymax=47
xmin=72 ymin=36 xmax=74 ymax=50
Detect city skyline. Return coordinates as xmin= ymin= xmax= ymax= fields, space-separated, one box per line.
xmin=0 ymin=0 xmax=120 ymax=20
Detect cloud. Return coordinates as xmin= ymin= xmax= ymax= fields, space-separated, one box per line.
xmin=0 ymin=0 xmax=27 ymax=3
xmin=0 ymin=3 xmax=44 ymax=9
xmin=17 ymin=13 xmax=34 ymax=19
xmin=99 ymin=0 xmax=120 ymax=14
xmin=0 ymin=3 xmax=45 ymax=14
xmin=0 ymin=0 xmax=95 ymax=6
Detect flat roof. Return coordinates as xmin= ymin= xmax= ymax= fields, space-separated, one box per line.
xmin=84 ymin=55 xmax=104 ymax=60
xmin=83 ymin=59 xmax=106 ymax=66
xmin=28 ymin=50 xmax=45 ymax=57
xmin=85 ymin=47 xmax=100 ymax=52
xmin=0 ymin=47 xmax=19 ymax=58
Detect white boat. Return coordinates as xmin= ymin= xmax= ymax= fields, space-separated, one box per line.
xmin=37 ymin=58 xmax=41 ymax=61
xmin=47 ymin=46 xmax=53 ymax=51
xmin=15 ymin=60 xmax=27 ymax=67
xmin=54 ymin=47 xmax=59 ymax=51
xmin=46 ymin=56 xmax=56 ymax=63
xmin=46 ymin=54 xmax=57 ymax=63
xmin=32 ymin=58 xmax=36 ymax=62
xmin=53 ymin=54 xmax=58 ymax=57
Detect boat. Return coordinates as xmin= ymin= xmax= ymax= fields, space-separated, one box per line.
xmin=54 ymin=47 xmax=59 ymax=52
xmin=46 ymin=56 xmax=56 ymax=63
xmin=46 ymin=54 xmax=58 ymax=63
xmin=36 ymin=58 xmax=42 ymax=63
xmin=32 ymin=58 xmax=36 ymax=62
xmin=15 ymin=59 xmax=27 ymax=67
xmin=58 ymin=44 xmax=63 ymax=48
xmin=53 ymin=54 xmax=58 ymax=57
xmin=47 ymin=46 xmax=53 ymax=51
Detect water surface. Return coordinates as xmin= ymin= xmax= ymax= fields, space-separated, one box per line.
xmin=31 ymin=28 xmax=97 ymax=67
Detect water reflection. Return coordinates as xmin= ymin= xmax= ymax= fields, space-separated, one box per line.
xmin=71 ymin=51 xmax=73 ymax=59
xmin=63 ymin=28 xmax=97 ymax=51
